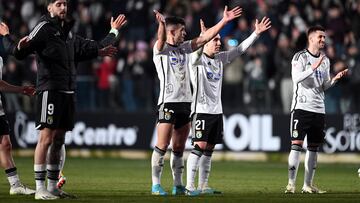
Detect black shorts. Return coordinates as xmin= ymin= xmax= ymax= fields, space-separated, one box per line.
xmin=0 ymin=115 xmax=10 ymax=136
xmin=290 ymin=109 xmax=325 ymax=144
xmin=157 ymin=102 xmax=191 ymax=129
xmin=36 ymin=91 xmax=75 ymax=131
xmin=191 ymin=113 xmax=223 ymax=144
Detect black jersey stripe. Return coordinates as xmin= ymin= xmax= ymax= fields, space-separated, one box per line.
xmin=291 ymin=83 xmax=300 ymax=112
xmin=194 ymin=66 xmax=200 ymax=114
xmin=160 ymin=56 xmax=165 ymax=105
xmin=294 ymin=50 xmax=306 ymax=61
xmin=289 ymin=111 xmax=293 ymax=136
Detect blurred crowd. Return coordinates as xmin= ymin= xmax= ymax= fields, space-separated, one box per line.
xmin=0 ymin=0 xmax=359 ymax=114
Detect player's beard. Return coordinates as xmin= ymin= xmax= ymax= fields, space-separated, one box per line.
xmin=59 ymin=12 xmax=67 ymax=19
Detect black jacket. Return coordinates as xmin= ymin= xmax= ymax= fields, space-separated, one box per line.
xmin=2 ymin=14 xmax=117 ymax=91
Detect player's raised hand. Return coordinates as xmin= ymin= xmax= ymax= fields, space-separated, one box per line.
xmin=17 ymin=36 xmax=31 ymax=50
xmin=98 ymin=45 xmax=118 ymax=57
xmin=333 ymin=69 xmax=348 ymax=81
xmin=154 ymin=10 xmax=165 ymax=24
xmin=111 ymin=14 xmax=127 ymax=30
xmin=255 ymin=17 xmax=271 ymax=35
xmin=222 ymin=6 xmax=242 ymax=23
xmin=311 ymin=55 xmax=325 ymax=70
xmin=0 ymin=22 xmax=10 ymax=36
xmin=22 ymin=85 xmax=36 ymax=96
xmin=200 ymin=19 xmax=207 ymax=34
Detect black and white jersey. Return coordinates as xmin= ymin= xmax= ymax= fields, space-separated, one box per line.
xmin=190 ymin=32 xmax=258 ymax=114
xmin=290 ymin=49 xmax=333 ymax=114
xmin=153 ymin=40 xmax=193 ymax=105
xmin=0 ymin=57 xmax=5 ymax=116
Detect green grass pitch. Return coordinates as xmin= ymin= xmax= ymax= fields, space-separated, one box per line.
xmin=1 ymin=156 xmax=360 ymax=202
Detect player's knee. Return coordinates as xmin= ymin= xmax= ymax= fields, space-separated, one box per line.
xmin=291 ymin=140 xmax=303 ymax=146
xmin=172 ymin=143 xmax=185 ymax=152
xmin=1 ymin=139 xmax=12 ymax=152
xmin=195 ymin=142 xmax=207 ymax=150
xmin=291 ymin=144 xmax=303 ymax=151
xmin=52 ymin=137 xmax=65 ymax=150
xmin=38 ymin=135 xmax=53 ymax=147
xmin=191 ymin=144 xmax=204 ymax=157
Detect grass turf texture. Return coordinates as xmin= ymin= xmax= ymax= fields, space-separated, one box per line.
xmin=1 ymin=157 xmax=360 ymax=202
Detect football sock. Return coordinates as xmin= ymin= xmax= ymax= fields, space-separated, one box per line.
xmin=59 ymin=145 xmax=66 ymax=172
xmin=47 ymin=164 xmax=60 ymax=192
xmin=5 ymin=167 xmax=21 ymax=188
xmin=288 ymin=146 xmax=301 ymax=185
xmin=186 ymin=146 xmax=203 ymax=190
xmin=34 ymin=164 xmax=46 ymax=190
xmin=170 ymin=151 xmax=184 ymax=186
xmin=151 ymin=146 xmax=166 ymax=186
xmin=304 ymin=149 xmax=318 ymax=187
xmin=198 ymin=150 xmax=213 ymax=189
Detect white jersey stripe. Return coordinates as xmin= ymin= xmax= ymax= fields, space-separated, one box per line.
xmin=289 ymin=111 xmax=294 ymax=136
xmin=40 ymin=91 xmax=48 ymax=122
xmin=160 ymin=56 xmax=165 ymax=105
xmin=0 ymin=57 xmax=4 ymax=116
xmin=29 ymin=21 xmax=47 ymax=40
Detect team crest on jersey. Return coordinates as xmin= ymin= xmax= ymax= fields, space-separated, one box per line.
xmin=47 ymin=116 xmax=53 ymax=125
xmin=292 ymin=130 xmax=298 ymax=138
xmin=196 ymin=131 xmax=202 ymax=138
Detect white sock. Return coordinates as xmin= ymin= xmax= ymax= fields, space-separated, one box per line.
xmin=5 ymin=167 xmax=20 ymax=187
xmin=198 ymin=153 xmax=212 ymax=189
xmin=186 ymin=152 xmax=201 ymax=190
xmin=34 ymin=164 xmax=46 ymax=190
xmin=288 ymin=149 xmax=301 ymax=185
xmin=47 ymin=164 xmax=60 ymax=192
xmin=304 ymin=150 xmax=318 ymax=187
xmin=170 ymin=151 xmax=184 ymax=186
xmin=59 ymin=145 xmax=66 ymax=171
xmin=151 ymin=147 xmax=166 ymax=186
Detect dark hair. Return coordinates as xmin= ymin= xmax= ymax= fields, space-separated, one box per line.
xmin=307 ymin=25 xmax=325 ymax=37
xmin=46 ymin=0 xmax=67 ymax=5
xmin=165 ymin=16 xmax=185 ymax=27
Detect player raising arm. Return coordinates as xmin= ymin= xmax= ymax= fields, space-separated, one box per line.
xmin=185 ymin=17 xmax=271 ymax=195
xmin=151 ymin=6 xmax=242 ymax=196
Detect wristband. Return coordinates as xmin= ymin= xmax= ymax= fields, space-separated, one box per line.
xmin=109 ymin=28 xmax=119 ymax=37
